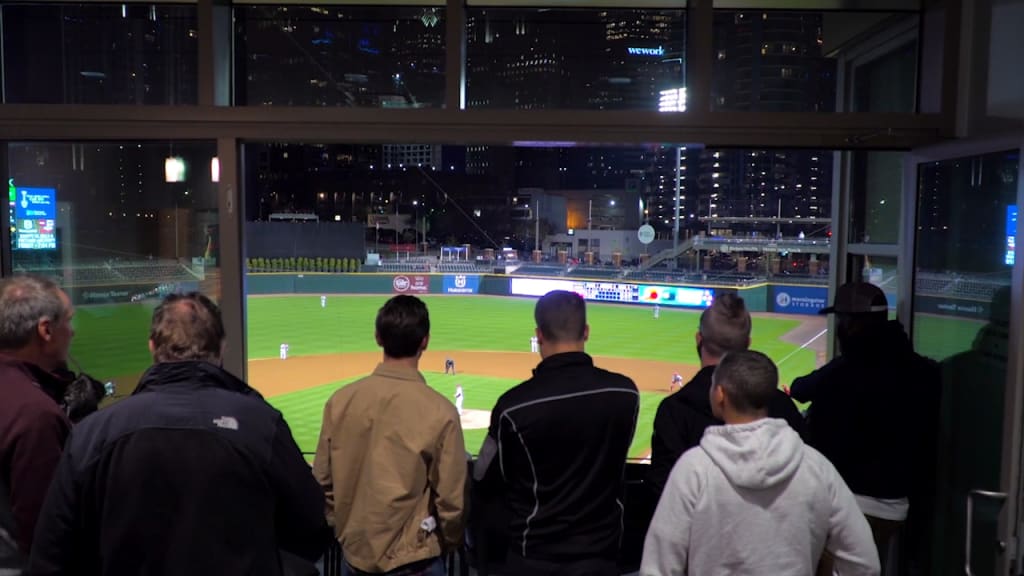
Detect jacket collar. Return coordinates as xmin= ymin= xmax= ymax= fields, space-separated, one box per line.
xmin=0 ymin=354 xmax=73 ymax=401
xmin=134 ymin=360 xmax=261 ymax=398
xmin=371 ymin=362 xmax=427 ymax=383
xmin=533 ymin=351 xmax=593 ymax=375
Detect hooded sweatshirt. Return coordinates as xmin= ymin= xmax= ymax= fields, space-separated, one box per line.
xmin=641 ymin=419 xmax=879 ymax=576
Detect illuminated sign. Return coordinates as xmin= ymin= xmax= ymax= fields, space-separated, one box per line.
xmin=11 ymin=185 xmax=57 ymax=251
xmin=509 ymin=278 xmax=714 ymax=308
xmin=628 ymin=46 xmax=665 ymax=57
xmin=659 ymin=87 xmax=687 ymax=113
xmin=15 ymin=187 xmax=56 ymax=219
xmin=639 ymin=285 xmax=715 ymax=307
xmin=1007 ymin=205 xmax=1018 ymax=266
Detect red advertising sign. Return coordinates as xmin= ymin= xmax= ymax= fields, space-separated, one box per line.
xmin=387 ymin=244 xmax=417 ymax=253
xmin=392 ymin=275 xmax=430 ymax=294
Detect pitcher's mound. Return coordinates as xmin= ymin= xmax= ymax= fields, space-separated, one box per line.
xmin=460 ymin=409 xmax=491 ymax=430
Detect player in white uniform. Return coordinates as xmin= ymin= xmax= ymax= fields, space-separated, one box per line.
xmin=279 ymin=343 xmax=289 ymax=360
xmin=530 ymin=336 xmax=539 ymax=353
xmin=320 ymin=295 xmax=327 ymax=308
xmin=670 ymin=372 xmax=683 ymax=392
xmin=654 ymin=303 xmax=661 ymax=319
xmin=454 ymin=384 xmax=464 ymax=415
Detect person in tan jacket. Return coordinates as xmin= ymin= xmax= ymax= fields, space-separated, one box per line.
xmin=313 ymin=295 xmax=466 ymax=576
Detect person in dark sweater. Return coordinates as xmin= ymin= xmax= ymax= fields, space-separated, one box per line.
xmin=0 ymin=276 xmax=76 ymax=576
xmin=29 ymin=292 xmax=329 ymax=576
xmin=649 ymin=293 xmax=805 ymax=497
xmin=790 ymin=282 xmax=939 ymax=573
xmin=474 ymin=290 xmax=639 ymax=576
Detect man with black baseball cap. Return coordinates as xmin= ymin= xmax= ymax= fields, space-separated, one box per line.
xmin=789 ymin=282 xmax=939 ymax=574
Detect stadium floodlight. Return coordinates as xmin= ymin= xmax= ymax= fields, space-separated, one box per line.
xmin=164 ymin=157 xmax=186 ymax=183
xmin=658 ymin=87 xmax=686 ymax=113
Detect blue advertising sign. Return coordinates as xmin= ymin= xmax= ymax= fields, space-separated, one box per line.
xmin=638 ymin=285 xmax=715 ymax=308
xmin=772 ymin=285 xmax=829 ymax=315
xmin=443 ymin=274 xmax=481 ymax=294
xmin=1006 ymin=205 xmax=1017 ymax=266
xmin=14 ymin=187 xmax=56 ymax=219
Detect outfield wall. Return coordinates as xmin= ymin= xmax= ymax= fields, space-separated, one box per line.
xmin=245 ymin=273 xmax=794 ymax=312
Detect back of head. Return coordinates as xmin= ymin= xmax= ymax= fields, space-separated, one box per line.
xmin=150 ymin=292 xmax=225 ymax=363
xmin=376 ymin=295 xmax=430 ymax=359
xmin=0 ymin=275 xmax=67 ymax=350
xmin=535 ymin=290 xmax=586 ymax=343
xmin=699 ymin=293 xmax=751 ymax=358
xmin=712 ymin=350 xmax=778 ymax=414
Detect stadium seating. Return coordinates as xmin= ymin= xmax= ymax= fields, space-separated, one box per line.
xmin=16 ymin=259 xmax=201 ymax=287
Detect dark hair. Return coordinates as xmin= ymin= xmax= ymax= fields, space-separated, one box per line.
xmin=535 ymin=290 xmax=586 ymax=343
xmin=150 ymin=292 xmax=225 ymax=363
xmin=699 ymin=292 xmax=751 ymax=357
xmin=0 ymin=275 xmax=68 ymax=350
xmin=712 ymin=350 xmax=778 ymax=414
xmin=376 ymin=295 xmax=430 ymax=359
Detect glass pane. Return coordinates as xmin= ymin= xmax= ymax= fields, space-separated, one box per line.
xmin=241 ymin=142 xmax=835 ymax=459
xmin=466 ymin=8 xmax=686 ymax=110
xmin=913 ymin=150 xmax=1018 ymax=576
xmin=2 ymin=4 xmax=198 ymax=105
xmin=850 ymin=151 xmax=902 ymax=244
xmin=847 ymin=254 xmax=898 ymax=319
xmin=712 ymin=10 xmax=918 ymax=112
xmin=7 ymin=141 xmax=220 ymax=394
xmin=235 ymin=6 xmax=445 ymax=107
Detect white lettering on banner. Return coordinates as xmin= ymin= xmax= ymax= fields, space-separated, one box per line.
xmin=455 ymin=275 xmax=467 ymax=288
xmin=393 ymin=276 xmax=410 ymax=292
xmin=775 ymin=291 xmax=826 ymax=309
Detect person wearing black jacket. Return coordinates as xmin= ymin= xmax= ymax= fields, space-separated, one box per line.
xmin=649 ymin=293 xmax=805 ymax=497
xmin=790 ymin=282 xmax=939 ymax=573
xmin=474 ymin=290 xmax=639 ymax=576
xmin=29 ymin=293 xmax=329 ymax=576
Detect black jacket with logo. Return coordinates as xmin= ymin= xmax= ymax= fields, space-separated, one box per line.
xmin=475 ymin=352 xmax=639 ymax=564
xmin=648 ymin=365 xmax=806 ymax=496
xmin=29 ymin=361 xmax=329 ymax=576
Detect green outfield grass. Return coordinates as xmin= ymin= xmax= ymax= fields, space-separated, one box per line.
xmin=245 ymin=294 xmax=821 ymax=457
xmin=268 ymin=371 xmax=664 ymax=460
xmin=64 ymin=292 xmax=1002 ymax=461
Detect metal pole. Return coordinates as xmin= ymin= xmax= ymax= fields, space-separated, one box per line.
xmin=588 ymin=198 xmax=593 ymax=252
xmin=674 ymin=146 xmax=681 ymax=256
xmin=534 ymin=198 xmax=540 ymax=252
xmin=777 ymin=197 xmax=781 ymax=238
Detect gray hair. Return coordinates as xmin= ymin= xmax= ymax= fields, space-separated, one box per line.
xmin=0 ymin=275 xmax=68 ymax=350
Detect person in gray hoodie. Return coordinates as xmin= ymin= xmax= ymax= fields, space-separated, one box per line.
xmin=641 ymin=350 xmax=880 ymax=576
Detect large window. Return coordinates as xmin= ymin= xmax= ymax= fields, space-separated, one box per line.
xmin=234 ymin=5 xmax=446 ymax=107
xmin=466 ymin=8 xmax=686 ymax=110
xmin=240 ymin=141 xmax=834 ymax=458
xmin=2 ymin=4 xmax=198 ymax=104
xmin=7 ymin=141 xmax=219 ymax=390
xmin=712 ymin=9 xmax=918 ymax=112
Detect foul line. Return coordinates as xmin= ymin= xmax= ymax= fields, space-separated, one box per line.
xmin=776 ymin=328 xmax=828 ymax=366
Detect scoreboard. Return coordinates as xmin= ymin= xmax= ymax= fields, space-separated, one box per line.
xmin=509 ymin=277 xmax=714 ymax=308
xmin=575 ymin=282 xmax=639 ymax=303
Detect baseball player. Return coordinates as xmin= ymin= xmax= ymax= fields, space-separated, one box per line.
xmin=454 ymin=384 xmax=464 ymax=415
xmin=653 ymin=303 xmax=661 ymax=319
xmin=279 ymin=343 xmax=289 ymax=360
xmin=670 ymin=372 xmax=683 ymax=392
xmin=320 ymin=295 xmax=327 ymax=308
xmin=530 ymin=336 xmax=539 ymax=353
xmin=445 ymin=357 xmax=455 ymax=375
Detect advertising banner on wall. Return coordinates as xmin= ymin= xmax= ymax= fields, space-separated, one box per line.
xmin=771 ymin=285 xmax=829 ymax=315
xmin=443 ymin=274 xmax=480 ymax=294
xmin=392 ymin=275 xmax=430 ymax=294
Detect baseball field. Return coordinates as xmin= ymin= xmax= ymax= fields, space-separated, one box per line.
xmin=67 ymin=293 xmax=988 ymax=460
